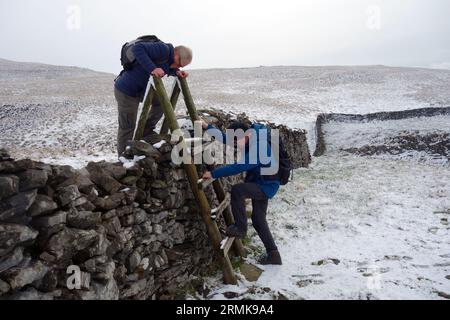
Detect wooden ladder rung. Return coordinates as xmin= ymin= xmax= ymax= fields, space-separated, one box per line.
xmin=220 ymin=237 xmax=235 ymax=256
xmin=211 ymin=193 xmax=231 ymax=221
xmin=197 ymin=178 xmax=216 ymax=190
xmin=184 ymin=137 xmax=205 ymax=144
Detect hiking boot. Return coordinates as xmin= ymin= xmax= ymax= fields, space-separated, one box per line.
xmin=258 ymin=250 xmax=282 ymax=265
xmin=225 ymin=225 xmax=246 ymax=239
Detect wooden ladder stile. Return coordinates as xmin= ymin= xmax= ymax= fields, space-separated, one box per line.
xmin=177 ymin=76 xmax=246 ymax=258
xmin=134 ymin=76 xmax=246 ymax=284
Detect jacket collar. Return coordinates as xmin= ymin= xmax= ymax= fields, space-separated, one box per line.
xmin=167 ymin=43 xmax=175 ymax=66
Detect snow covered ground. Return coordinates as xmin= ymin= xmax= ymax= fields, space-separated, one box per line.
xmin=201 ymin=113 xmax=450 ymax=300
xmin=1 ymin=59 xmax=450 ymax=299
xmin=203 ymin=154 xmax=450 ymax=300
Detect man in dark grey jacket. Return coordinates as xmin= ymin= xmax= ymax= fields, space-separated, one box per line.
xmin=114 ymin=41 xmax=192 ymax=156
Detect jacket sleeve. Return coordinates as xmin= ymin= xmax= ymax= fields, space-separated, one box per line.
xmin=131 ymin=42 xmax=169 ymax=74
xmin=212 ymin=162 xmax=259 ymax=179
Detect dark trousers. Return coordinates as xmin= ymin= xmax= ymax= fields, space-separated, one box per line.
xmin=114 ymin=86 xmax=164 ymax=156
xmin=230 ymin=183 xmax=278 ymax=252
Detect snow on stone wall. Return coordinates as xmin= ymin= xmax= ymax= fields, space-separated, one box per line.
xmin=314 ymin=106 xmax=450 ymax=165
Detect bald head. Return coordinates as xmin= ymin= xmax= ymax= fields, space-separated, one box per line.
xmin=174 ymin=45 xmax=193 ymax=67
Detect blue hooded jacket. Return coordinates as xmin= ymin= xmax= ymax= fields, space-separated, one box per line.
xmin=207 ymin=123 xmax=280 ymax=199
xmin=115 ymin=42 xmax=179 ymax=99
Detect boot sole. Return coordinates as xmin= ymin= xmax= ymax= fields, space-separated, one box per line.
xmin=260 ymin=261 xmax=283 ymax=265
xmin=225 ymin=232 xmax=246 ymax=239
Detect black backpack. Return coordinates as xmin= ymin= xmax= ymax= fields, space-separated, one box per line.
xmin=120 ymin=35 xmax=164 ymax=71
xmin=264 ymin=128 xmax=293 ymax=185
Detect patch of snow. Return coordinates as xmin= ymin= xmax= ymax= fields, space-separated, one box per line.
xmin=429 ymin=62 xmax=450 ymax=71
xmin=153 ymin=140 xmax=167 ymax=149
xmin=40 ymin=152 xmax=118 ymax=169
xmin=119 ymin=155 xmax=146 ymax=169
xmin=220 ymin=238 xmax=228 ymax=250
xmin=178 ymin=118 xmax=193 ymax=130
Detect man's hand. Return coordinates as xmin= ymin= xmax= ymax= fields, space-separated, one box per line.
xmin=199 ymin=117 xmax=209 ymax=130
xmin=202 ymin=171 xmax=212 ymax=180
xmin=151 ymin=68 xmax=165 ymax=78
xmin=176 ymin=70 xmax=189 ymax=78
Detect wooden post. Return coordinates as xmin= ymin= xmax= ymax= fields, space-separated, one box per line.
xmin=152 ymin=76 xmax=237 ymax=285
xmin=179 ymin=77 xmax=199 ymax=122
xmin=160 ymin=80 xmax=181 ymax=135
xmin=134 ymin=86 xmax=155 ymax=141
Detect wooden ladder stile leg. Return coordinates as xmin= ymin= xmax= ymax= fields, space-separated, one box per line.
xmin=134 ymin=85 xmax=155 ymax=141
xmin=179 ymin=76 xmax=246 ymax=259
xmin=178 ymin=77 xmax=200 ymax=122
xmin=221 ymin=237 xmax=235 ymax=257
xmin=152 ymin=76 xmax=238 ymax=285
xmin=160 ymin=80 xmax=181 ymax=135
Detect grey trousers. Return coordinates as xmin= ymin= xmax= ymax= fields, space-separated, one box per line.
xmin=114 ymin=86 xmax=164 ymax=156
xmin=230 ymin=183 xmax=278 ymax=253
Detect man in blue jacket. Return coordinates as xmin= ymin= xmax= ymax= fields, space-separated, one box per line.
xmin=201 ymin=120 xmax=282 ymax=265
xmin=114 ymin=41 xmax=192 ymax=156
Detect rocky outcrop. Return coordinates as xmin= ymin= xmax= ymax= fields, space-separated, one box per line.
xmin=0 ymin=111 xmax=310 ymax=300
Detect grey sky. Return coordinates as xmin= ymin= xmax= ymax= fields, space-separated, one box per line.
xmin=0 ymin=0 xmax=449 ymax=74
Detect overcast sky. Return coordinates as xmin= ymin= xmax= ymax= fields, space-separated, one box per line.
xmin=0 ymin=0 xmax=449 ymax=74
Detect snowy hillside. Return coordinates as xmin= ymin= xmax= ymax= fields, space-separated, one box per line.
xmin=1 ymin=60 xmax=450 ymax=165
xmin=188 ymin=65 xmax=450 ymax=151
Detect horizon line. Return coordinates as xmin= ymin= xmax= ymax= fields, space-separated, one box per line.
xmin=1 ymin=57 xmax=449 ymax=75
